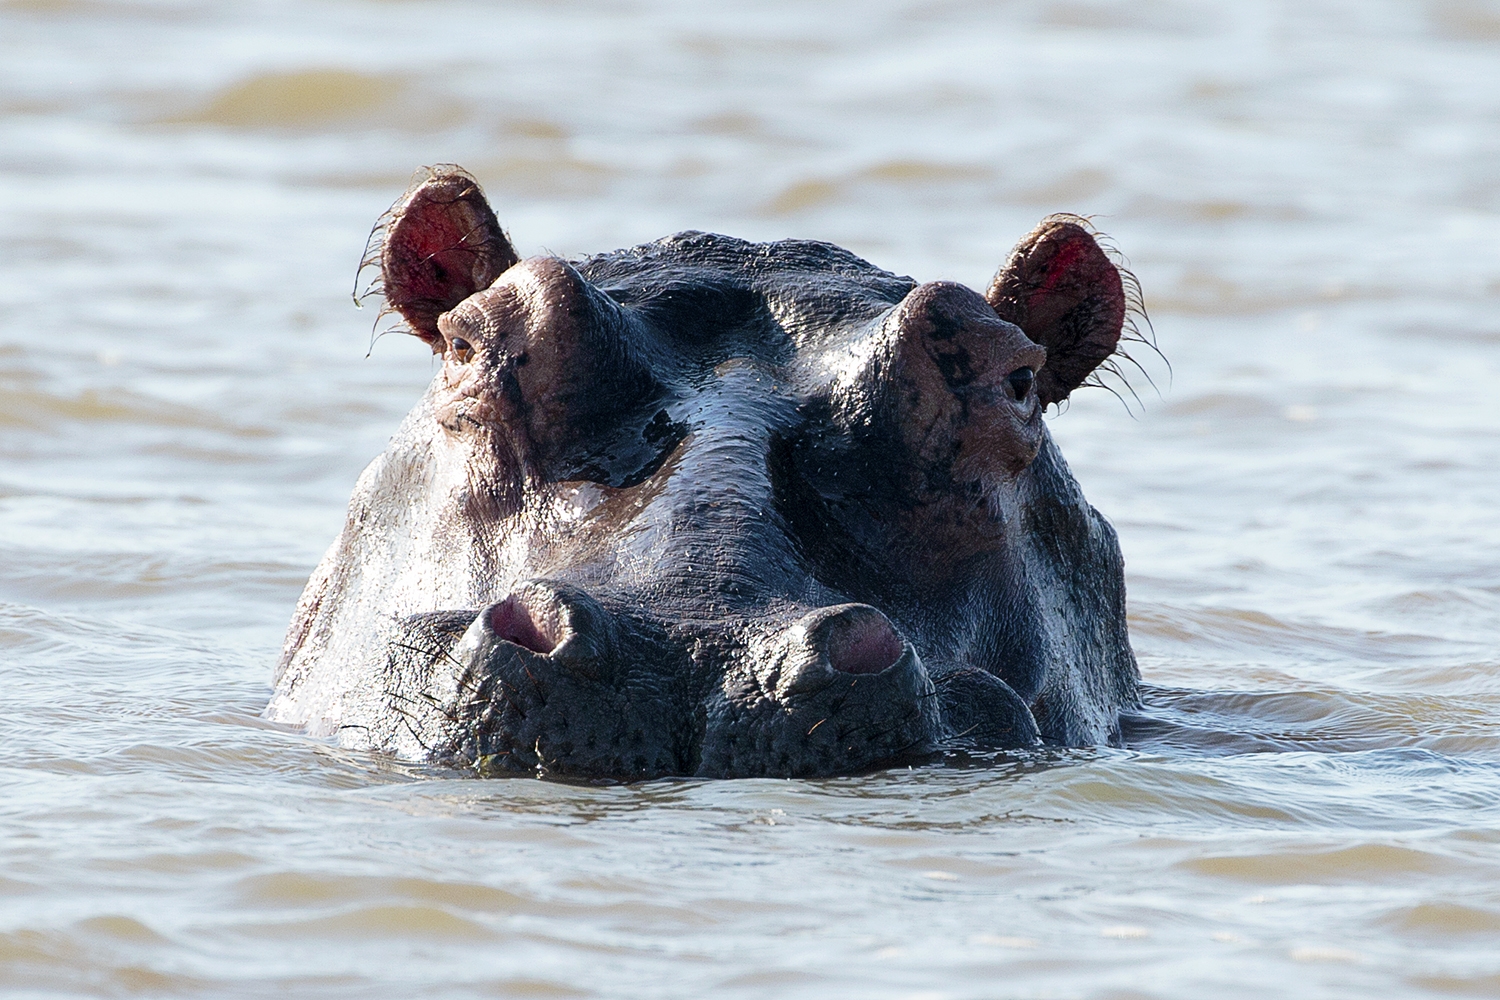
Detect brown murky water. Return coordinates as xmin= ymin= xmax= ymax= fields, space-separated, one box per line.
xmin=5 ymin=1 xmax=1500 ymax=996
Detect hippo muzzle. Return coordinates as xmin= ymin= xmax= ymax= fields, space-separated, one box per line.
xmin=268 ymin=166 xmax=1141 ymax=779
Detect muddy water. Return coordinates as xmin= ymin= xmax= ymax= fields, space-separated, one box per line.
xmin=5 ymin=0 xmax=1500 ymax=996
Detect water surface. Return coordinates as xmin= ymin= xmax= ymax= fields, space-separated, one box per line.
xmin=4 ymin=1 xmax=1500 ymax=996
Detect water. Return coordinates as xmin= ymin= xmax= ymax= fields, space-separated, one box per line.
xmin=4 ymin=0 xmax=1500 ymax=995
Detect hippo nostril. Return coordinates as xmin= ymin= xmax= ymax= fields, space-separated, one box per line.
xmin=488 ymin=595 xmax=558 ymax=654
xmin=826 ymin=615 xmax=904 ymax=675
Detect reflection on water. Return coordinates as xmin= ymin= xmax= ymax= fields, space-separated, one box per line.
xmin=4 ymin=0 xmax=1500 ymax=996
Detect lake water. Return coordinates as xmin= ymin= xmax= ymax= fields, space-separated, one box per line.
xmin=5 ymin=0 xmax=1500 ymax=996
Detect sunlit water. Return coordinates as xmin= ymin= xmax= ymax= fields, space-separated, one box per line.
xmin=5 ymin=1 xmax=1500 ymax=996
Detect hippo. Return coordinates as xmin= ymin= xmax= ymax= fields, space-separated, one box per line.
xmin=267 ymin=165 xmax=1142 ymax=779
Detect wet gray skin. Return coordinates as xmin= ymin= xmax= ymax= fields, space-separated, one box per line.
xmin=267 ymin=166 xmax=1142 ymax=780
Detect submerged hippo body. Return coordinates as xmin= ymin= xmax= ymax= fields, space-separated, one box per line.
xmin=269 ymin=166 xmax=1141 ymax=779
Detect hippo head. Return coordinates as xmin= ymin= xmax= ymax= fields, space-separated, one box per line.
xmin=269 ymin=166 xmax=1140 ymax=779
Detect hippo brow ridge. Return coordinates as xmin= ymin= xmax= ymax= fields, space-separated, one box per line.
xmin=267 ymin=164 xmax=1141 ymax=780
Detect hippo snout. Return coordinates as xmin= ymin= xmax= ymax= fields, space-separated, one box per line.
xmin=433 ymin=594 xmax=943 ymax=779
xmin=439 ymin=586 xmax=687 ymax=778
xmin=683 ymin=605 xmax=941 ymax=779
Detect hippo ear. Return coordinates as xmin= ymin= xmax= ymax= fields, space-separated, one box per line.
xmin=374 ymin=165 xmax=520 ymax=349
xmin=984 ymin=216 xmax=1126 ymax=408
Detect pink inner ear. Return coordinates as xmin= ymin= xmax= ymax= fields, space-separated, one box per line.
xmin=489 ymin=595 xmax=558 ymax=654
xmin=384 ymin=201 xmax=491 ymax=337
xmin=391 ymin=210 xmax=472 ymax=304
xmin=1027 ymin=237 xmax=1088 ymax=313
xmin=380 ymin=170 xmax=518 ymax=344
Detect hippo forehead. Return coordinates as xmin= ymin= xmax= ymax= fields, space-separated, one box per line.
xmin=580 ymin=229 xmax=915 ymax=343
xmin=427 ymin=232 xmax=1046 ymax=622
xmin=269 ymin=167 xmax=1139 ymax=780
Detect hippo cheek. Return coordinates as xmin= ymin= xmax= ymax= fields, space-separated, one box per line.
xmin=442 ymin=584 xmax=687 ymax=779
xmin=699 ymin=605 xmax=942 ymax=779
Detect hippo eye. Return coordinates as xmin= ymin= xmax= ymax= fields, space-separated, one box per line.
xmin=1005 ymin=366 xmax=1035 ymax=401
xmin=449 ymin=337 xmax=473 ymax=363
